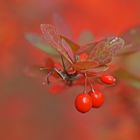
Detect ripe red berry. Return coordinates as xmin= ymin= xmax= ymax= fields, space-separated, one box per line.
xmin=75 ymin=93 xmax=92 ymax=113
xmin=100 ymin=75 xmax=116 ymax=85
xmin=88 ymin=91 xmax=104 ymax=108
xmin=79 ymin=53 xmax=89 ymax=61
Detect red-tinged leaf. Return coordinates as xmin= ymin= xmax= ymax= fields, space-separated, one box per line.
xmin=121 ymin=26 xmax=140 ymax=54
xmin=105 ymin=37 xmax=125 ymax=54
xmin=52 ymin=13 xmax=73 ymax=38
xmin=82 ymin=65 xmax=109 ymax=73
xmin=76 ymin=52 xmax=89 ymax=62
xmin=72 ymin=61 xmax=99 ymax=71
xmin=40 ymin=24 xmax=73 ymax=64
xmin=60 ymin=35 xmax=80 ymax=52
xmin=53 ymin=14 xmax=78 ymax=61
xmin=61 ymin=37 xmax=75 ymax=62
xmin=89 ymin=37 xmax=125 ymax=65
xmin=89 ymin=40 xmax=112 ymax=64
xmin=86 ymin=72 xmax=97 ymax=77
xmin=77 ymin=41 xmax=97 ymax=54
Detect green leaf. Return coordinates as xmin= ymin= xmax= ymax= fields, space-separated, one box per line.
xmin=116 ymin=69 xmax=140 ymax=89
xmin=25 ymin=33 xmax=59 ymax=56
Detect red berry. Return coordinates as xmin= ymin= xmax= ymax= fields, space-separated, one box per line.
xmin=100 ymin=75 xmax=116 ymax=85
xmin=79 ymin=53 xmax=89 ymax=61
xmin=75 ymin=93 xmax=92 ymax=113
xmin=88 ymin=91 xmax=104 ymax=108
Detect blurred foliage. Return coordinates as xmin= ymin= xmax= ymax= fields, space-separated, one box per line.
xmin=1 ymin=0 xmax=140 ymax=140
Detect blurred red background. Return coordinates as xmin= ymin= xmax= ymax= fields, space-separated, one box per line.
xmin=0 ymin=0 xmax=140 ymax=140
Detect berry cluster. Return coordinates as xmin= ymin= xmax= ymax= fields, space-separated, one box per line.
xmin=75 ymin=74 xmax=116 ymax=113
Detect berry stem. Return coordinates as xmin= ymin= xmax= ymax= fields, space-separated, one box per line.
xmin=87 ymin=78 xmax=95 ymax=93
xmin=84 ymin=72 xmax=88 ymax=93
xmin=83 ymin=73 xmax=95 ymax=93
xmin=89 ymin=79 xmax=95 ymax=93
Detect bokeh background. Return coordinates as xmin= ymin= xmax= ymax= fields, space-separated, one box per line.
xmin=0 ymin=0 xmax=140 ymax=140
